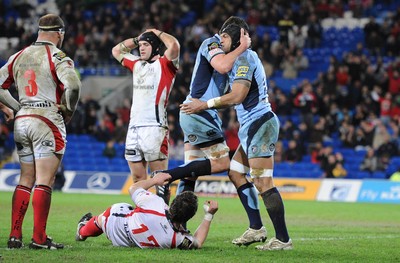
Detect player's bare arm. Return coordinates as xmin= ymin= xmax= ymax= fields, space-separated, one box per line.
xmin=180 ymin=79 xmax=250 ymax=114
xmin=210 ymin=29 xmax=251 ymax=74
xmin=128 ymin=172 xmax=171 ymax=195
xmin=57 ymin=62 xmax=81 ymax=123
xmin=0 ymin=89 xmax=21 ymax=113
xmin=0 ymin=102 xmax=15 ymax=122
xmin=192 ymin=200 xmax=219 ymax=248
xmin=145 ymin=28 xmax=180 ymax=62
xmin=111 ymin=36 xmax=139 ymax=64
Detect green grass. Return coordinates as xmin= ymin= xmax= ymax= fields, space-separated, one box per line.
xmin=1 ymin=191 xmax=400 ymax=263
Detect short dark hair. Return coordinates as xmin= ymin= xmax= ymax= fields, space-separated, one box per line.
xmin=169 ymin=191 xmax=198 ymax=224
xmin=38 ymin=14 xmax=65 ymax=31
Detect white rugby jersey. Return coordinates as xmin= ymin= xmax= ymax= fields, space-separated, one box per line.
xmin=122 ymin=54 xmax=177 ymax=128
xmin=127 ymin=188 xmax=195 ymax=249
xmin=0 ymin=41 xmax=77 ymax=108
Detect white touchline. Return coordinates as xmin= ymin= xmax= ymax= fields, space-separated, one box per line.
xmin=295 ymin=235 xmax=400 ymax=241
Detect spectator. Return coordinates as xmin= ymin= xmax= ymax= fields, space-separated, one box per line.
xmin=360 ymin=146 xmax=385 ymax=172
xmin=294 ymin=49 xmax=309 ymax=70
xmin=278 ymin=12 xmax=294 ymax=48
xmin=281 ymin=54 xmax=298 ymax=79
xmin=293 ymin=82 xmax=318 ymax=129
xmin=306 ymin=13 xmax=323 ymax=48
xmin=284 ymin=139 xmax=303 ymax=163
xmin=102 ymin=140 xmax=117 ymax=159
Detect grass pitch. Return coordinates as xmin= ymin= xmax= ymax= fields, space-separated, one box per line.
xmin=1 ymin=191 xmax=399 ymax=263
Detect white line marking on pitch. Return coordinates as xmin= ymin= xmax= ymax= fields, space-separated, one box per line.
xmin=296 ymin=235 xmax=400 ymax=241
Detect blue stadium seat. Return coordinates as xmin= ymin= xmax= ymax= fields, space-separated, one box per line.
xmin=371 ymin=171 xmax=387 ymax=179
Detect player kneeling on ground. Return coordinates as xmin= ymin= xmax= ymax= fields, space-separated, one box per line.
xmin=75 ymin=172 xmax=218 ymax=249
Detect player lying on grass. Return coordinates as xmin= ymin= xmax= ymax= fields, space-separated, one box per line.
xmin=75 ymin=172 xmax=218 ymax=249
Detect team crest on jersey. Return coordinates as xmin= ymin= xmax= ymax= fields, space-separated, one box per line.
xmin=207 ymin=42 xmax=219 ymax=51
xmin=208 ymin=42 xmax=221 ymax=57
xmin=236 ymin=66 xmax=249 ymax=77
xmin=269 ymin=143 xmax=275 ymax=152
xmin=187 ymin=134 xmax=198 ymax=143
xmin=53 ymin=51 xmax=66 ymax=61
xmin=251 ymin=146 xmax=258 ymax=154
xmin=261 ymin=144 xmax=268 ymax=153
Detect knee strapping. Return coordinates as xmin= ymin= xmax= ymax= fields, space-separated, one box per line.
xmin=230 ymin=159 xmax=250 ymax=174
xmin=250 ymin=168 xmax=273 ymax=179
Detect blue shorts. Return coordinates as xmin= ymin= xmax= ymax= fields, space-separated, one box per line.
xmin=179 ymin=110 xmax=224 ymax=146
xmin=239 ymin=111 xmax=280 ymax=159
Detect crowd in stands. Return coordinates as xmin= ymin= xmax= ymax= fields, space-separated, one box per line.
xmin=1 ymin=0 xmax=400 ymax=179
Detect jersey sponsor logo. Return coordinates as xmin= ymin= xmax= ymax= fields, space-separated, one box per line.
xmin=178 ymin=237 xmax=193 ymax=250
xmin=125 ymin=149 xmax=138 ymax=156
xmin=187 ymin=134 xmax=197 ymax=143
xmin=236 ymin=66 xmax=249 ymax=77
xmin=53 ymin=51 xmax=66 ymax=61
xmin=41 ymin=140 xmax=54 ymax=147
xmin=206 ymin=129 xmax=217 ymax=137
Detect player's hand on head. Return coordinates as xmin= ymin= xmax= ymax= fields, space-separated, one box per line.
xmin=240 ymin=28 xmax=251 ymax=49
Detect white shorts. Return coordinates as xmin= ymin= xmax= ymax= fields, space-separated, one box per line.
xmin=100 ymin=203 xmax=136 ymax=247
xmin=14 ymin=108 xmax=66 ymax=159
xmin=125 ymin=126 xmax=168 ymax=162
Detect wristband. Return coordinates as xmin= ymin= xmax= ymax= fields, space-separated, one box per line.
xmin=120 ymin=42 xmax=132 ymax=53
xmin=206 ymin=97 xmax=221 ymax=109
xmin=204 ymin=213 xmax=213 ymax=221
xmin=158 ymin=31 xmax=163 ymax=38
xmin=203 ymin=203 xmax=213 ymax=221
xmin=132 ymin=37 xmax=139 ymax=46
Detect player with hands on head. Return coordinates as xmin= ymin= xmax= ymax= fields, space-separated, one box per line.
xmin=111 ymin=28 xmax=180 ymax=198
xmin=75 ymin=172 xmax=219 ymax=249
xmin=181 ymin=17 xmax=292 ymax=251
xmin=0 ymin=14 xmax=81 ymax=250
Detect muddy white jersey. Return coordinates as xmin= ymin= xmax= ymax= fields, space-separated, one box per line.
xmin=126 ymin=188 xmax=195 ymax=249
xmin=122 ymin=54 xmax=177 ymax=128
xmin=0 ymin=41 xmax=77 ymax=108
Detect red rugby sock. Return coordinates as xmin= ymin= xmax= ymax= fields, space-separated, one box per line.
xmin=32 ymin=185 xmax=52 ymax=244
xmin=9 ymin=185 xmax=32 ymax=239
xmin=80 ymin=216 xmax=103 ymax=237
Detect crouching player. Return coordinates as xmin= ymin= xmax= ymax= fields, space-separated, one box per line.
xmin=75 ymin=172 xmax=218 ymax=249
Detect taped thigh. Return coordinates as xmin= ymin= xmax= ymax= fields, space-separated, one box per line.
xmin=201 ymin=142 xmax=229 ymax=160
xmin=184 ymin=150 xmax=204 ymax=163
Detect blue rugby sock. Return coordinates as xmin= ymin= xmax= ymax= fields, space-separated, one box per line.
xmin=237 ymin=182 xmax=263 ymax=230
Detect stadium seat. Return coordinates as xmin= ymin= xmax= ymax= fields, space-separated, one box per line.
xmin=371 ymin=171 xmax=387 ymax=179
